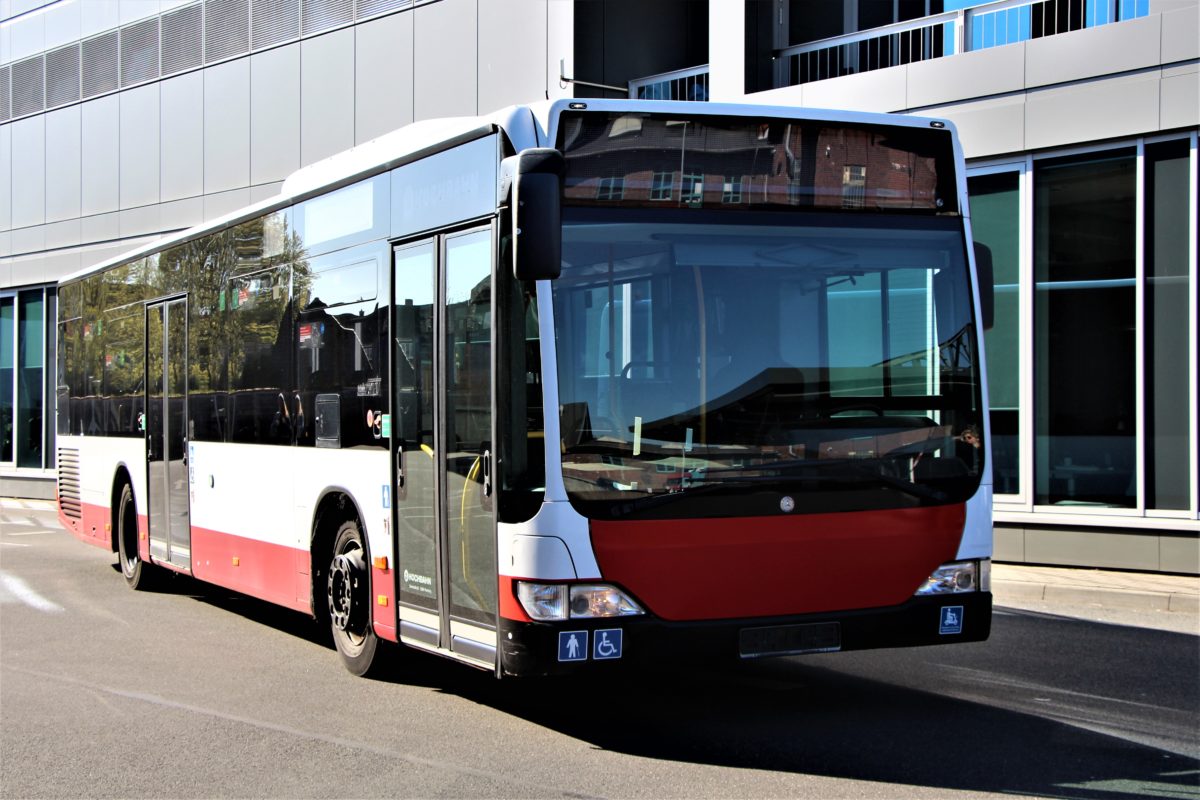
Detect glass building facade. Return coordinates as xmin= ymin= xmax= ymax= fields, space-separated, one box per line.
xmin=0 ymin=286 xmax=57 ymax=473
xmin=968 ymin=134 xmax=1197 ymax=529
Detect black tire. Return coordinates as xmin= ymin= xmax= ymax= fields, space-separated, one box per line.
xmin=327 ymin=519 xmax=382 ymax=676
xmin=116 ymin=483 xmax=154 ymax=590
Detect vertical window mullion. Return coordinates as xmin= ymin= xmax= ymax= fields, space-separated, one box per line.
xmin=1020 ymin=158 xmax=1035 ymax=511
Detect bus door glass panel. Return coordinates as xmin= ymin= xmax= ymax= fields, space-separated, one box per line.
xmin=443 ymin=229 xmax=495 ymax=626
xmin=146 ymin=298 xmax=191 ymax=567
xmin=392 ymin=242 xmax=440 ymax=621
xmin=166 ymin=299 xmax=191 ymax=567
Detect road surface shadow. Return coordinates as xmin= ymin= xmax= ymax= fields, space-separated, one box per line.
xmin=146 ymin=570 xmax=1199 ymax=800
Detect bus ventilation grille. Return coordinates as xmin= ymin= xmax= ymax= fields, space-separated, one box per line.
xmin=57 ymin=448 xmax=82 ymax=520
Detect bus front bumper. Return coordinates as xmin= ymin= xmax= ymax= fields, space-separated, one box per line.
xmin=498 ymin=592 xmax=992 ymax=677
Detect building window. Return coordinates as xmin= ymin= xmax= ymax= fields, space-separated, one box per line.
xmin=968 ymin=170 xmax=1021 ymax=497
xmin=1034 ymin=150 xmax=1136 ymax=508
xmin=842 ymin=165 xmax=867 ymax=208
xmin=681 ymin=173 xmax=704 ymax=205
xmin=0 ymin=286 xmax=56 ymax=470
xmin=1144 ymin=139 xmax=1192 ymax=511
xmin=722 ymin=177 xmax=743 ymax=204
xmin=651 ymin=171 xmax=673 ymax=201
xmin=596 ymin=177 xmax=624 ymax=201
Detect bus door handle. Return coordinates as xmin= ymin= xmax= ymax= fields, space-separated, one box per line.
xmin=482 ymin=449 xmax=492 ymax=498
xmin=396 ymin=445 xmax=405 ymax=488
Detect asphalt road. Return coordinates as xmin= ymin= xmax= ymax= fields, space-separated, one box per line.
xmin=2 ymin=502 xmax=1197 ymax=800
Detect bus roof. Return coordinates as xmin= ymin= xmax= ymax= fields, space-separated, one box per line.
xmin=59 ymin=99 xmax=960 ymax=287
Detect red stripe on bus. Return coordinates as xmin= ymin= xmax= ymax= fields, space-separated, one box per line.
xmin=590 ymin=505 xmax=966 ymax=621
xmin=372 ymin=564 xmax=398 ymax=642
xmin=191 ymin=526 xmax=312 ymax=614
xmin=60 ymin=500 xmax=110 ymax=549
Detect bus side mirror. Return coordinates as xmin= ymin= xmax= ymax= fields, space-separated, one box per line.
xmin=507 ymin=148 xmax=564 ymax=282
xmin=973 ymin=241 xmax=995 ymax=331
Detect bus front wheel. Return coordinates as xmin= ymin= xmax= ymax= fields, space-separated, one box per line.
xmin=327 ymin=519 xmax=380 ymax=676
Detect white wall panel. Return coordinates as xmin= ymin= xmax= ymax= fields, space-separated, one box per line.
xmin=0 ymin=124 xmax=11 ymax=232
xmin=1160 ymin=65 xmax=1199 ymax=130
xmin=546 ymin=0 xmax=573 ymax=102
xmin=159 ymin=195 xmax=204 ymax=230
xmin=707 ymin=0 xmax=743 ymax=102
xmin=45 ymin=106 xmax=82 ymax=223
xmin=301 ymin=28 xmax=354 ymax=165
xmin=798 ymin=66 xmax=909 ymax=113
xmin=120 ymin=0 xmax=161 ymax=26
xmin=203 ymin=186 xmax=250 ymax=221
xmin=10 ymin=115 xmax=45 ymax=229
xmin=478 ymin=0 xmax=544 ymax=113
xmin=120 ymin=83 xmax=160 ymax=209
xmin=80 ymin=1 xmax=120 ymax=41
xmin=81 ymin=95 xmax=120 ymax=217
xmin=1025 ymin=15 xmax=1161 ymax=89
xmin=44 ymin=218 xmax=81 ymax=250
xmin=8 ymin=10 xmax=43 ymax=61
xmin=45 ymin=1 xmax=82 ymax=51
xmin=354 ymin=12 xmax=413 ymax=145
xmin=926 ymin=94 xmax=1026 ymax=160
xmin=1025 ymin=71 xmax=1161 ymax=151
xmin=160 ymin=71 xmax=204 ymax=202
xmin=907 ymin=45 xmax=1025 ymax=110
xmin=414 ymin=0 xmax=476 ymax=120
xmin=80 ymin=211 xmax=120 ymax=245
xmin=204 ymin=58 xmax=251 ymax=194
xmin=251 ymin=44 xmax=300 ymax=185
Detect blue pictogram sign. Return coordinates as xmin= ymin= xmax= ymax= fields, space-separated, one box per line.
xmin=593 ymin=628 xmax=623 ymax=660
xmin=939 ymin=605 xmax=964 ymax=635
xmin=558 ymin=631 xmax=588 ymax=662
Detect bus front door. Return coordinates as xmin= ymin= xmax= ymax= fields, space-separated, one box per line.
xmin=145 ymin=297 xmax=191 ymax=570
xmin=391 ymin=228 xmax=497 ymax=667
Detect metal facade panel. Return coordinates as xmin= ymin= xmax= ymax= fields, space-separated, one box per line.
xmin=81 ymin=96 xmax=120 ymax=217
xmin=906 ymin=45 xmax=1025 ymax=110
xmin=119 ymin=83 xmax=161 ymax=209
xmin=161 ymin=3 xmax=204 ymax=76
xmin=203 ymin=58 xmax=251 ymax=194
xmin=413 ymin=0 xmax=476 ymax=120
xmin=45 ymin=44 xmax=81 ymax=108
xmin=0 ymin=124 xmax=10 ymax=232
xmin=250 ymin=44 xmax=301 ymax=185
xmin=160 ymin=71 xmax=205 ymax=202
xmin=477 ymin=0 xmax=545 ymax=114
xmin=1025 ymin=71 xmax=1162 ymax=151
xmin=353 ymin=10 xmax=413 ymax=145
xmin=1024 ymin=15 xmax=1162 ymax=89
xmin=45 ymin=106 xmax=82 ymax=223
xmin=10 ymin=115 xmax=45 ymax=229
xmin=299 ymin=27 xmax=354 ymax=165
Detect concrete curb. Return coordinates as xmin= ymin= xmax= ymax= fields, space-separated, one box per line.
xmin=994 ymin=579 xmax=1200 ymax=615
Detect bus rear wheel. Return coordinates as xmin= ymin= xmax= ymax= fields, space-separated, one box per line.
xmin=116 ymin=483 xmax=154 ymax=590
xmin=327 ymin=519 xmax=381 ymax=676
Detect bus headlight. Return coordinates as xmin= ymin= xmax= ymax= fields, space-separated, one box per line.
xmin=914 ymin=560 xmax=988 ymax=596
xmin=516 ymin=582 xmax=645 ymax=620
xmin=569 ymin=584 xmax=644 ymax=618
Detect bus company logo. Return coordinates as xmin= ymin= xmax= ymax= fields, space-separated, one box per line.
xmin=780 ymin=496 xmax=795 ymax=513
xmin=403 ymin=570 xmax=433 ymax=588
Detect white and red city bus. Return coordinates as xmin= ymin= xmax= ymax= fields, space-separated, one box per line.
xmin=56 ymin=99 xmax=993 ymax=677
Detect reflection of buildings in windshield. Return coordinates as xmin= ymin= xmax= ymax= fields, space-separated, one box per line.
xmin=559 ymin=113 xmax=947 ymax=212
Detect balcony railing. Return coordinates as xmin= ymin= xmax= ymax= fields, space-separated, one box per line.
xmin=776 ymin=0 xmax=1151 ymax=87
xmin=629 ymin=64 xmax=710 ymax=101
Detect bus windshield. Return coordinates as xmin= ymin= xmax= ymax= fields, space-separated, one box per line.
xmin=552 ymin=208 xmax=984 ymax=519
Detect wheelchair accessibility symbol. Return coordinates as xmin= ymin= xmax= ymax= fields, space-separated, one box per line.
xmin=593 ymin=628 xmax=623 ymax=660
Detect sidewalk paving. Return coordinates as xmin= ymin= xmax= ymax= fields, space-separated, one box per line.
xmin=5 ymin=495 xmax=1198 ymax=620
xmin=992 ymin=563 xmax=1200 ymax=616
